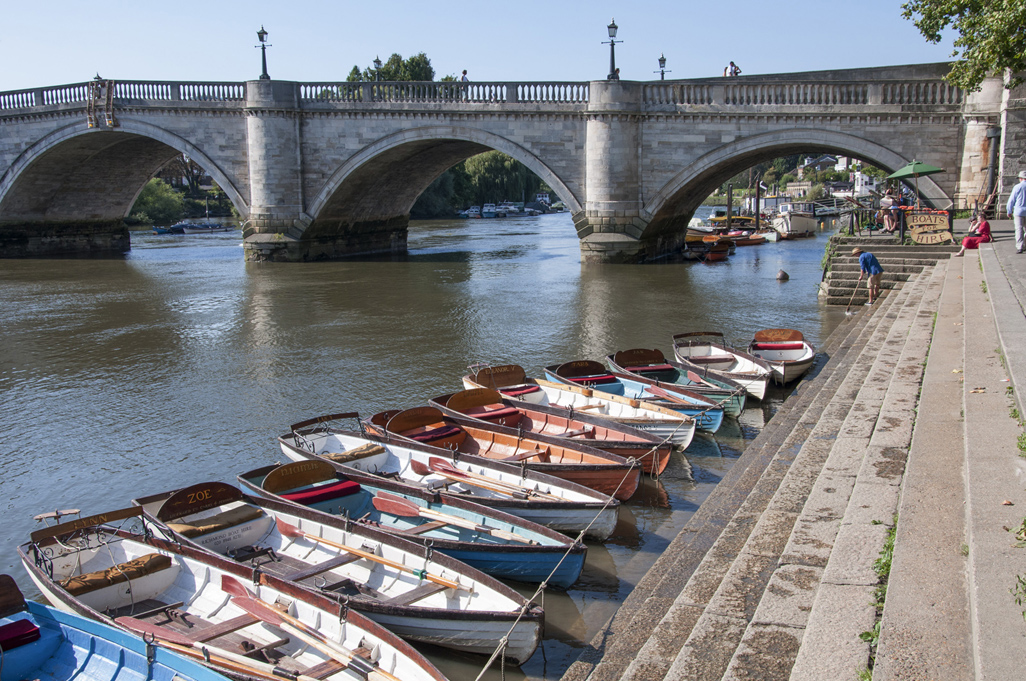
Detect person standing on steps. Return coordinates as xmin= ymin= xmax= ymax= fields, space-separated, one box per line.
xmin=853 ymin=247 xmax=883 ymax=305
xmin=1007 ymin=170 xmax=1026 ymax=254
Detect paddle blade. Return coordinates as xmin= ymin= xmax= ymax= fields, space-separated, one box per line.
xmin=220 ymin=574 xmax=255 ymax=599
xmin=686 ymin=370 xmax=703 ymax=383
xmin=408 ymin=459 xmax=430 ymax=476
xmin=428 ymin=457 xmax=459 ymax=474
xmin=116 ymin=616 xmax=195 ymax=646
xmin=274 ymin=515 xmax=304 ymax=540
xmin=371 ymin=493 xmax=420 ymax=518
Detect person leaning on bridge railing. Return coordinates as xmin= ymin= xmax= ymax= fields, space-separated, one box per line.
xmin=1007 ymin=170 xmax=1026 ymax=254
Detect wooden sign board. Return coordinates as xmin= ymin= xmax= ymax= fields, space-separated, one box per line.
xmin=907 ymin=212 xmax=952 ymax=244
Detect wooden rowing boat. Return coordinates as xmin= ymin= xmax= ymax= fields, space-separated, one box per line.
xmin=605 ymin=349 xmax=747 ymax=416
xmin=429 ymin=387 xmax=672 ymax=475
xmin=543 ymin=360 xmax=725 ymax=434
xmin=133 ymin=476 xmax=583 ymax=592
xmin=368 ymin=406 xmax=641 ymax=501
xmin=671 ymin=332 xmax=773 ymax=400
xmin=278 ymin=415 xmax=621 ymax=541
xmin=0 ymin=574 xmax=229 ymax=681
xmin=18 ymin=508 xmax=450 ymax=681
xmin=747 ymin=328 xmax=817 ymax=385
xmin=462 ymin=364 xmax=696 ymax=451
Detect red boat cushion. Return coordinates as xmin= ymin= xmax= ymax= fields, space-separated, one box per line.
xmin=631 ymin=363 xmax=675 ymax=373
xmin=281 ymin=480 xmax=361 ymax=505
xmin=467 ymin=406 xmax=520 ymax=422
xmin=0 ymin=619 xmax=40 ymax=651
xmin=751 ymin=342 xmax=805 ymax=351
xmin=566 ymin=374 xmax=618 ymax=384
xmin=499 ymin=385 xmax=541 ymax=396
xmin=408 ymin=425 xmax=463 ymax=443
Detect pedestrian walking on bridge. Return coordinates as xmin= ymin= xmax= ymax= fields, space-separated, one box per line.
xmin=1008 ymin=170 xmax=1026 ymax=253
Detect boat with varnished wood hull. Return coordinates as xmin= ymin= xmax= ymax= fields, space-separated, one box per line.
xmin=671 ymin=331 xmax=773 ymax=400
xmin=429 ymin=387 xmax=672 ymax=475
xmin=367 ymin=406 xmax=641 ymax=501
xmin=462 ymin=364 xmax=696 ymax=451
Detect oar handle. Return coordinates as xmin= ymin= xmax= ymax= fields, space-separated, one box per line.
xmin=417 ymin=508 xmax=534 ymax=545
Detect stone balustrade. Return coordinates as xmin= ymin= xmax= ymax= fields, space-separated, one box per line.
xmin=0 ymin=77 xmax=961 ymax=113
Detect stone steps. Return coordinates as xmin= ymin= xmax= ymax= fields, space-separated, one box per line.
xmin=657 ymin=270 xmax=936 ymax=681
xmin=559 ymin=293 xmax=891 ymax=681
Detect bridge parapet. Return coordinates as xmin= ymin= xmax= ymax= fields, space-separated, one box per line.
xmin=297 ymin=80 xmax=588 ymax=105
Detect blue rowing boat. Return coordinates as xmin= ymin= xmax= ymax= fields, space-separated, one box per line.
xmin=0 ymin=574 xmax=227 ymax=681
xmin=543 ymin=360 xmax=725 ymax=433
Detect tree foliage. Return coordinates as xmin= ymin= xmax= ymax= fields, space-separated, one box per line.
xmin=901 ymin=0 xmax=1026 ymax=90
xmin=131 ymin=178 xmax=184 ymax=224
xmin=347 ymin=52 xmax=435 ymax=82
xmin=157 ymin=153 xmax=206 ymax=196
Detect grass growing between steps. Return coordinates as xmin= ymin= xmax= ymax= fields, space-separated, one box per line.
xmin=858 ymin=516 xmax=898 ymax=675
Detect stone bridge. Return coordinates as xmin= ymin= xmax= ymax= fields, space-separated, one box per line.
xmin=0 ymin=62 xmax=1021 ymax=262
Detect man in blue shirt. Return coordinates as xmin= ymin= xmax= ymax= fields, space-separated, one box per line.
xmin=853 ymin=247 xmax=884 ymax=305
xmin=1007 ymin=170 xmax=1026 ymax=254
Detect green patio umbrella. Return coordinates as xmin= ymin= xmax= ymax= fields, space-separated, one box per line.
xmin=887 ymin=160 xmax=945 ymax=208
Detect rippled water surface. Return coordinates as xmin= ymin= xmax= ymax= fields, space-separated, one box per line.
xmin=0 ymin=211 xmax=845 ymax=680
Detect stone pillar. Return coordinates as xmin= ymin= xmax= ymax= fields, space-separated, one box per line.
xmin=999 ymin=74 xmax=1026 ymax=207
xmin=577 ymin=80 xmax=650 ymax=263
xmin=242 ymin=80 xmax=307 ymax=262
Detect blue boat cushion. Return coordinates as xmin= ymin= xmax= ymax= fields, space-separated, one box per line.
xmin=60 ymin=553 xmax=173 ymax=597
xmin=499 ymin=385 xmax=541 ymax=396
xmin=566 ymin=374 xmax=618 ymax=385
xmin=281 ymin=480 xmax=361 ymax=505
xmin=0 ymin=618 xmax=40 ymax=651
xmin=408 ymin=425 xmax=463 ymax=443
xmin=751 ymin=342 xmax=804 ymax=351
xmin=166 ymin=505 xmax=265 ymax=538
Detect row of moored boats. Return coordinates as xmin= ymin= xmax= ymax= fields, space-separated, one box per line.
xmin=7 ymin=330 xmax=817 ymax=681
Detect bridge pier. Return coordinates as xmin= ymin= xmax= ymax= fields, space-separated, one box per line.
xmin=576 ymin=80 xmax=652 ymax=264
xmin=0 ymin=220 xmax=129 ymax=258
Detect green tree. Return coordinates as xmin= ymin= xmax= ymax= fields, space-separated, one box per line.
xmin=902 ymin=0 xmax=1026 ymax=90
xmin=346 ymin=52 xmax=435 ymax=82
xmin=465 ymin=151 xmax=541 ymax=205
xmin=131 ymin=178 xmax=184 ymax=224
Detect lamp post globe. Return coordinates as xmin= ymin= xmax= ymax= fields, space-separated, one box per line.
xmin=656 ymin=53 xmax=669 ymax=80
xmin=373 ymin=56 xmax=382 ymax=81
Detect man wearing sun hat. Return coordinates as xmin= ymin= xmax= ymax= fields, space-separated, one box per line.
xmin=852 ymin=247 xmax=883 ymax=305
xmin=1009 ymin=170 xmax=1026 ymax=254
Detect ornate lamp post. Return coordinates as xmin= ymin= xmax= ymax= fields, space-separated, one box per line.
xmin=603 ymin=19 xmax=620 ymax=80
xmin=256 ymin=26 xmax=271 ymax=80
xmin=655 ymin=54 xmax=670 ymax=80
xmin=373 ymin=56 xmax=382 ymax=81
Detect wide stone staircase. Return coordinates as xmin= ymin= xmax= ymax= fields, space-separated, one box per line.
xmin=561 ymin=259 xmax=946 ymax=681
xmin=820 ymin=236 xmax=957 ymax=305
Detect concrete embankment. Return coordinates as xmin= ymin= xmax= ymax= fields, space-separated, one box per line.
xmin=561 ymin=220 xmax=1026 ymax=680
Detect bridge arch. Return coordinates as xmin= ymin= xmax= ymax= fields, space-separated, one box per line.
xmin=0 ymin=120 xmax=248 ymax=222
xmin=308 ymin=125 xmax=582 ymax=223
xmin=643 ymin=129 xmax=947 ymax=239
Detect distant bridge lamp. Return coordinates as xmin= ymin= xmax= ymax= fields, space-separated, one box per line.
xmin=603 ymin=19 xmax=620 ymax=80
xmin=655 ymin=54 xmax=670 ymax=81
xmin=256 ymin=26 xmax=271 ymax=80
xmin=373 ymin=56 xmax=382 ymax=81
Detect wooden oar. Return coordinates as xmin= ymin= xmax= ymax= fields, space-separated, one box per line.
xmin=371 ymin=492 xmax=536 ymax=545
xmin=686 ymin=369 xmax=721 ymax=390
xmin=408 ymin=459 xmax=528 ymax=499
xmin=272 ymin=517 xmax=464 ymax=591
xmin=643 ymin=385 xmax=691 ymax=405
xmin=116 ymin=615 xmax=321 ymax=681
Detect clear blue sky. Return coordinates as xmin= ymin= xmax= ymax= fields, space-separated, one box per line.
xmin=1 ymin=0 xmax=958 ymax=91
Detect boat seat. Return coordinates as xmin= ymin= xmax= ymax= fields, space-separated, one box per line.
xmin=285 ymin=553 xmax=362 ymax=582
xmin=280 ymin=480 xmax=361 ymax=505
xmin=166 ymin=505 xmax=265 ymax=538
xmin=60 ymin=553 xmax=173 ymax=597
xmin=383 ymin=582 xmax=449 ymax=606
xmin=561 ymin=427 xmax=594 ymax=438
xmin=407 ymin=425 xmax=463 ymax=443
xmin=498 ymin=385 xmax=541 ymax=396
xmin=399 ymin=520 xmax=448 ymax=536
xmin=190 ymin=613 xmax=259 ymax=642
xmin=628 ymin=363 xmax=675 ymax=373
xmin=465 ymin=406 xmax=520 ymax=422
xmin=750 ymin=342 xmax=804 ymax=351
xmin=685 ymin=356 xmax=725 ymax=364
xmin=503 ymin=449 xmax=547 ymax=463
xmin=565 ymin=374 xmax=618 ymax=385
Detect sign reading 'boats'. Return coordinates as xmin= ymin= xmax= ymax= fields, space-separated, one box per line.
xmin=907 ymin=213 xmax=952 ymax=244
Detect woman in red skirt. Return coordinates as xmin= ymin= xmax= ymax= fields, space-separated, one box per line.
xmin=955 ymin=216 xmax=992 ymax=256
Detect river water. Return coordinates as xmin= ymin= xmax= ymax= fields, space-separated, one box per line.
xmin=0 ymin=210 xmax=845 ymax=680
